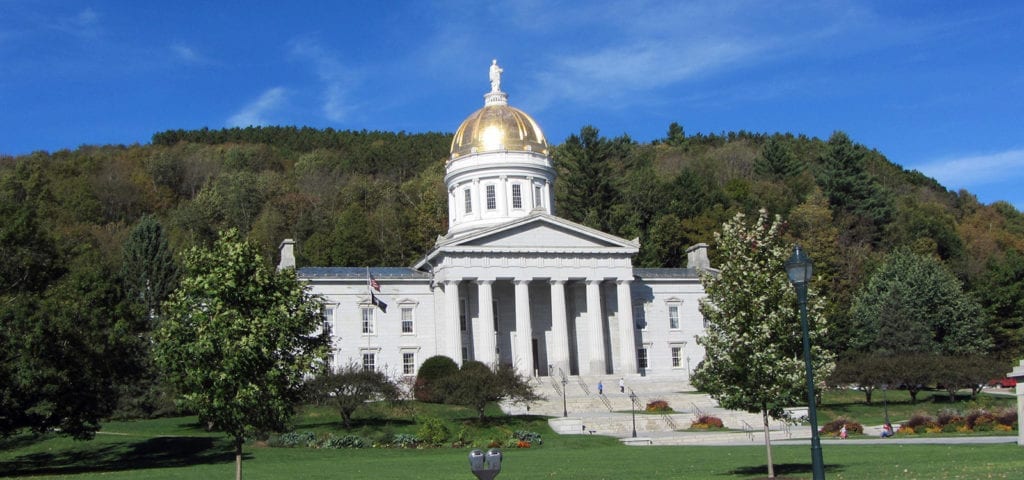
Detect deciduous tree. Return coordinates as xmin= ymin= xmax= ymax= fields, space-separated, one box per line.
xmin=305 ymin=363 xmax=401 ymax=429
xmin=154 ymin=229 xmax=329 ymax=480
xmin=692 ymin=210 xmax=833 ymax=479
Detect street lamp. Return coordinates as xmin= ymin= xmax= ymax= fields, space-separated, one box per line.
xmin=629 ymin=389 xmax=638 ymax=438
xmin=561 ymin=376 xmax=569 ymax=418
xmin=785 ymin=244 xmax=825 ymax=480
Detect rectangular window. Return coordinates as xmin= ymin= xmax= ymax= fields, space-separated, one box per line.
xmin=671 ymin=346 xmax=682 ymax=368
xmin=633 ymin=304 xmax=646 ymax=330
xmin=460 ymin=298 xmax=468 ymax=331
xmin=533 ymin=185 xmax=543 ymax=208
xmin=669 ymin=305 xmax=679 ymax=330
xmin=637 ymin=348 xmax=648 ymax=370
xmin=464 ymin=188 xmax=472 ymax=214
xmin=461 ymin=346 xmax=469 ymax=363
xmin=362 ymin=307 xmax=374 ymax=335
xmin=362 ymin=352 xmax=376 ymax=372
xmin=323 ymin=307 xmax=334 ymax=336
xmin=403 ymin=352 xmax=416 ymax=375
xmin=511 ymin=184 xmax=522 ymax=209
xmin=486 ymin=185 xmax=496 ymax=210
xmin=401 ymin=307 xmax=414 ymax=334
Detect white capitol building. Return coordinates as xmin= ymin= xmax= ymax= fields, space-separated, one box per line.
xmin=278 ymin=61 xmax=713 ymax=382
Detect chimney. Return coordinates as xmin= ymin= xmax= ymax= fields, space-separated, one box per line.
xmin=278 ymin=239 xmax=296 ymax=270
xmin=686 ymin=243 xmax=710 ymax=270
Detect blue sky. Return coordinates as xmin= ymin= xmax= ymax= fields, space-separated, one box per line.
xmin=2 ymin=1 xmax=1022 ymax=210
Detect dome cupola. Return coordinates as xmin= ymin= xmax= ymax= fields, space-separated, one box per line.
xmin=444 ymin=60 xmax=556 ymax=238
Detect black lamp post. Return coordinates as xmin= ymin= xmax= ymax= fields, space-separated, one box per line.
xmin=629 ymin=390 xmax=638 ymax=438
xmin=785 ymin=244 xmax=825 ymax=480
xmin=561 ymin=376 xmax=568 ymax=418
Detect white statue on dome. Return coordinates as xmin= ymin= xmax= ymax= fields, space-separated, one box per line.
xmin=489 ymin=59 xmax=503 ymax=92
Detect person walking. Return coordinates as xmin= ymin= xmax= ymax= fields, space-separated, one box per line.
xmin=619 ymin=378 xmax=625 ymax=393
xmin=597 ymin=381 xmax=604 ymax=395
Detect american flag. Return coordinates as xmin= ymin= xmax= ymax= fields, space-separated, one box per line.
xmin=368 ymin=273 xmax=381 ymax=292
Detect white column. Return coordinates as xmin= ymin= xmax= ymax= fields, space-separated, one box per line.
xmin=444 ymin=280 xmax=463 ymax=365
xmin=549 ymin=279 xmax=570 ymax=376
xmin=514 ymin=279 xmax=533 ymax=376
xmin=616 ymin=279 xmax=637 ymax=374
xmin=476 ymin=280 xmax=496 ymax=365
xmin=586 ymin=279 xmax=606 ymax=375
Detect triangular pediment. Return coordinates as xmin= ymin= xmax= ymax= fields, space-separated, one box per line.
xmin=413 ymin=213 xmax=639 ymax=270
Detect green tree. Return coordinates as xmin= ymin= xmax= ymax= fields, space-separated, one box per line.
xmin=554 ymin=125 xmax=625 ymax=231
xmin=848 ymin=248 xmax=992 ymax=356
xmin=1 ymin=247 xmax=137 ymax=439
xmin=154 ymin=229 xmax=329 ymax=480
xmin=816 ymin=131 xmax=892 ymax=242
xmin=665 ymin=122 xmax=686 ymax=147
xmin=977 ymin=250 xmax=1024 ymax=357
xmin=692 ymin=210 xmax=833 ymax=479
xmin=305 ymin=363 xmax=401 ymax=429
xmin=754 ymin=136 xmax=803 ymax=180
xmin=437 ymin=361 xmax=541 ymax=422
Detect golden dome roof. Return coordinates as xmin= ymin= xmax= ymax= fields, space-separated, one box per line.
xmin=450 ymin=94 xmax=548 ymax=159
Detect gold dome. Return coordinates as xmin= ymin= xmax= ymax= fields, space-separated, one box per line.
xmin=450 ymin=103 xmax=548 ymax=159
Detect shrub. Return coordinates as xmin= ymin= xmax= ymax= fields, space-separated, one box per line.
xmin=392 ymin=433 xmax=420 ymax=448
xmin=416 ymin=416 xmax=450 ymax=446
xmin=645 ymin=399 xmax=673 ymax=412
xmin=414 ymin=355 xmax=459 ymax=403
xmin=513 ymin=430 xmax=543 ymax=445
xmin=321 ymin=434 xmax=367 ymax=448
xmin=901 ymin=412 xmax=935 ymax=434
xmin=270 ymin=431 xmax=316 ymax=448
xmin=995 ymin=408 xmax=1018 ymax=428
xmin=690 ymin=415 xmax=724 ymax=429
xmin=820 ymin=417 xmax=863 ymax=436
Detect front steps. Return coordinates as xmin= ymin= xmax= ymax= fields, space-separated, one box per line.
xmin=503 ymin=374 xmax=804 ymax=445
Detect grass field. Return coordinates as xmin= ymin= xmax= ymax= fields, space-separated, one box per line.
xmin=2 ymin=390 xmax=1022 ymax=479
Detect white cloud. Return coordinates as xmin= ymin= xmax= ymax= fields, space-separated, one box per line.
xmin=289 ymin=38 xmax=355 ymax=122
xmin=171 ymin=43 xmax=206 ymax=64
xmin=227 ymin=87 xmax=289 ymax=127
xmin=911 ymin=148 xmax=1024 ymax=188
xmin=54 ymin=8 xmax=101 ymax=37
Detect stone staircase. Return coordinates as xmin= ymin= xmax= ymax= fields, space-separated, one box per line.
xmin=502 ymin=374 xmax=805 ymax=446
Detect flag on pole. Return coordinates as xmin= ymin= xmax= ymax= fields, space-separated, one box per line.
xmin=371 ymin=293 xmax=388 ymax=313
xmin=369 ymin=274 xmax=381 ymax=292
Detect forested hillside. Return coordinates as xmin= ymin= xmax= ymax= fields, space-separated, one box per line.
xmin=3 ymin=124 xmax=1023 ymax=372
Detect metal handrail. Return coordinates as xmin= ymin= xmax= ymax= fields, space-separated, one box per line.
xmin=740 ymin=420 xmax=755 ymax=441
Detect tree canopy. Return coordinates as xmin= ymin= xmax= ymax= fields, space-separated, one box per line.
xmin=692 ymin=210 xmax=833 ymax=478
xmin=154 ymin=229 xmax=329 ymax=480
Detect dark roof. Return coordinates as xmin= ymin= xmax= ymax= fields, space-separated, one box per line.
xmin=298 ymin=266 xmax=430 ymax=280
xmin=633 ymin=268 xmax=703 ymax=280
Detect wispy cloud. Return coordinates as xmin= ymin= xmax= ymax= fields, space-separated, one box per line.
xmin=53 ymin=8 xmax=101 ymax=37
xmin=911 ymin=148 xmax=1024 ymax=188
xmin=227 ymin=87 xmax=289 ymax=127
xmin=170 ymin=43 xmax=208 ymax=64
xmin=289 ymin=38 xmax=356 ymax=122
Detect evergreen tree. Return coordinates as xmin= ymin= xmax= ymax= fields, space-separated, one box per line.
xmin=816 ymin=131 xmax=892 ymax=240
xmin=554 ymin=125 xmax=624 ymax=231
xmin=754 ymin=136 xmax=803 ymax=180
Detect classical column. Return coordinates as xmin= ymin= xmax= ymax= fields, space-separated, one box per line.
xmin=616 ymin=279 xmax=637 ymax=374
xmin=549 ymin=279 xmax=570 ymax=376
xmin=513 ymin=279 xmax=534 ymax=376
xmin=585 ymin=279 xmax=606 ymax=375
xmin=444 ymin=280 xmax=463 ymax=364
xmin=476 ymin=280 xmax=496 ymax=365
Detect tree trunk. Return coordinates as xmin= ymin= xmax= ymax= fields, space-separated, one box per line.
xmin=762 ymin=405 xmax=775 ymax=479
xmin=235 ymin=437 xmax=243 ymax=480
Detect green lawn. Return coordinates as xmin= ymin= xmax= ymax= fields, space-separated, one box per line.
xmin=3 ymin=397 xmax=1024 ymax=479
